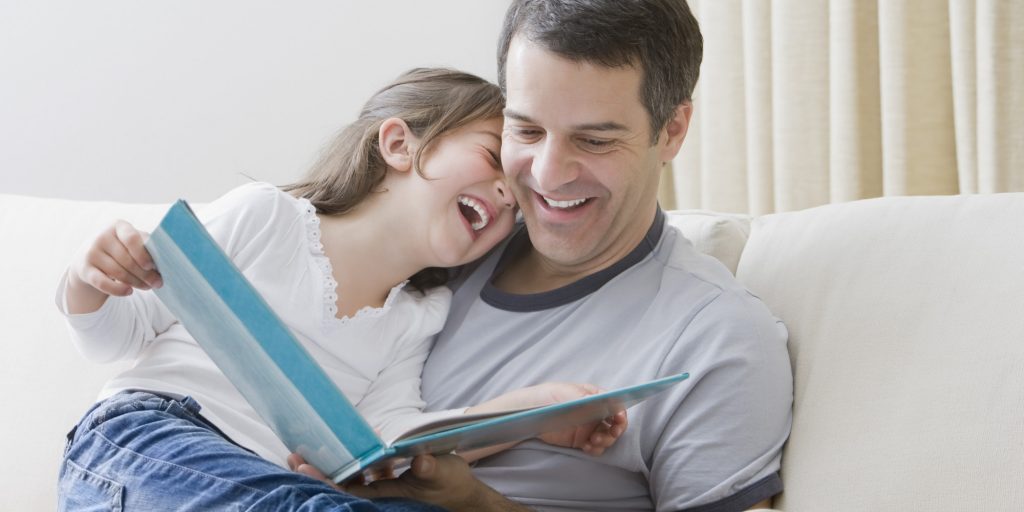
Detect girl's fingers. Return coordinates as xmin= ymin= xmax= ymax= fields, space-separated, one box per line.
xmin=112 ymin=223 xmax=161 ymax=290
xmin=102 ymin=232 xmax=160 ymax=289
xmin=95 ymin=245 xmax=152 ymax=291
xmin=114 ymin=221 xmax=158 ymax=275
xmin=611 ymin=411 xmax=627 ymax=426
xmin=82 ymin=259 xmax=133 ymax=297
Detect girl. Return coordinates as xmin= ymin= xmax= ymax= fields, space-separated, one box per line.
xmin=57 ymin=68 xmax=625 ymax=511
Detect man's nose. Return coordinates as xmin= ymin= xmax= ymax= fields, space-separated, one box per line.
xmin=532 ymin=139 xmax=578 ymax=193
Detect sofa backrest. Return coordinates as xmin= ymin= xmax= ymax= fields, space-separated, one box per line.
xmin=665 ymin=209 xmax=751 ymax=274
xmin=736 ymin=193 xmax=1024 ymax=510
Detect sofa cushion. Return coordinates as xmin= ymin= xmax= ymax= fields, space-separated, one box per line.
xmin=665 ymin=209 xmax=751 ymax=274
xmin=736 ymin=193 xmax=1024 ymax=511
xmin=0 ymin=194 xmax=169 ymax=510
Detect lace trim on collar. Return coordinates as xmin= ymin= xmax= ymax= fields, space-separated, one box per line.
xmin=297 ymin=197 xmax=408 ymax=325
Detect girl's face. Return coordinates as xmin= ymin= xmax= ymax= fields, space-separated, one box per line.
xmin=411 ymin=116 xmax=517 ymax=268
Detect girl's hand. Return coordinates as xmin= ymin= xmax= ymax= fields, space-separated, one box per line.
xmin=466 ymin=382 xmax=629 ymax=457
xmin=66 ymin=220 xmax=163 ymax=314
xmin=536 ymin=408 xmax=627 ymax=456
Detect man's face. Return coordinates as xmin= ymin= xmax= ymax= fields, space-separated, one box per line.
xmin=501 ymin=38 xmax=684 ymax=271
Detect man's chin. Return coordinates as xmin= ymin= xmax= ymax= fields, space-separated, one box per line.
xmin=524 ymin=229 xmax=602 ymax=269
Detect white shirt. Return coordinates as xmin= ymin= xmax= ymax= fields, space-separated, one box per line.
xmin=58 ymin=182 xmax=453 ymax=467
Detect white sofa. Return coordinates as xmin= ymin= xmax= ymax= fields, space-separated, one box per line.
xmin=2 ymin=191 xmax=1022 ymax=511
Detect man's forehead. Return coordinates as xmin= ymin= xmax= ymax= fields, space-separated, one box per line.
xmin=503 ymin=38 xmax=646 ymax=127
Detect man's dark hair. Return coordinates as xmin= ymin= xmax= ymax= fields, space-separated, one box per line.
xmin=497 ymin=0 xmax=703 ymax=144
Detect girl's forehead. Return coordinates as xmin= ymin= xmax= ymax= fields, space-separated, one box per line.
xmin=448 ymin=117 xmax=504 ymax=141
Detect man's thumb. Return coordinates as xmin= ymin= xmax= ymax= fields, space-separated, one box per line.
xmin=411 ymin=454 xmax=437 ymax=478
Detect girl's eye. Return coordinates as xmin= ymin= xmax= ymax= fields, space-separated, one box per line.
xmin=486 ymin=150 xmax=501 ymax=167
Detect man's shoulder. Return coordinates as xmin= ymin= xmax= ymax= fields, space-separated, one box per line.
xmin=648 ymin=224 xmax=771 ymax=312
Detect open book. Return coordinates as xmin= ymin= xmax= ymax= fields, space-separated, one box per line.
xmin=145 ymin=200 xmax=690 ymax=483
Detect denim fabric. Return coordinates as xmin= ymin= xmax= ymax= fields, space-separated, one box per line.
xmin=58 ymin=391 xmax=444 ymax=511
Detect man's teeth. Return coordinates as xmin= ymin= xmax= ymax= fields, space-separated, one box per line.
xmin=543 ymin=196 xmax=588 ymax=209
xmin=458 ymin=196 xmax=490 ymax=231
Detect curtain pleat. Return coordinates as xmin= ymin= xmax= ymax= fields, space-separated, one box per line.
xmin=742 ymin=0 xmax=775 ymax=215
xmin=666 ymin=0 xmax=1024 ymax=213
xmin=977 ymin=0 xmax=1024 ymax=193
xmin=949 ymin=0 xmax=979 ymax=194
xmin=829 ymin=0 xmax=883 ymax=203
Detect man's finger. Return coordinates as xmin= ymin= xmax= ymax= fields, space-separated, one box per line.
xmin=409 ymin=454 xmax=438 ymax=478
xmin=345 ymin=474 xmax=416 ymax=500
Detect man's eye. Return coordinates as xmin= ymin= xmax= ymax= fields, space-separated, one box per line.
xmin=579 ymin=137 xmax=614 ymax=151
xmin=511 ymin=128 xmax=542 ymax=140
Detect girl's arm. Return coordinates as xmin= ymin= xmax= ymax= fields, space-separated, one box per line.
xmin=458 ymin=383 xmax=628 ymax=462
xmin=355 ymin=294 xmax=626 ymax=462
xmin=58 ymin=183 xmax=288 ymax=363
xmin=58 ymin=220 xmax=175 ymax=363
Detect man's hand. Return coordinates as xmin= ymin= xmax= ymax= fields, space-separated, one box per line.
xmin=288 ymin=453 xmax=531 ymax=511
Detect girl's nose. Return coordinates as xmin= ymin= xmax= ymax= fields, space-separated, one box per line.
xmin=495 ymin=178 xmax=516 ymax=209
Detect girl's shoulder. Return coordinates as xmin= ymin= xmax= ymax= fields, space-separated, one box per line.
xmin=201 ymin=182 xmax=302 ymax=227
xmin=401 ymin=284 xmax=452 ymax=309
xmin=197 ymin=182 xmax=307 ymax=255
xmin=210 ymin=181 xmax=292 ymax=212
xmin=388 ymin=285 xmax=453 ymax=337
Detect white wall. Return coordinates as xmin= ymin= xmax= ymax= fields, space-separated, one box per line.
xmin=0 ymin=1 xmax=511 ymax=203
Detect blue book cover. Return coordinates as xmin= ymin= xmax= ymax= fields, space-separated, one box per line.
xmin=146 ymin=200 xmax=689 ymax=483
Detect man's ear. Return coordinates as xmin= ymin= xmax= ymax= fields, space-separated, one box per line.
xmin=657 ymin=101 xmax=693 ymax=162
xmin=379 ymin=118 xmax=418 ymax=173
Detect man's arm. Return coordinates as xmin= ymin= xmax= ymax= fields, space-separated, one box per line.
xmin=289 ymin=453 xmax=532 ymax=512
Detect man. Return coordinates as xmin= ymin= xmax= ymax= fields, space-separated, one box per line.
xmin=330 ymin=1 xmax=793 ymax=510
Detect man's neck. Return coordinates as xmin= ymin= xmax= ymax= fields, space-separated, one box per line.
xmin=492 ymin=245 xmax=585 ymax=294
xmin=492 ymin=209 xmax=660 ymax=295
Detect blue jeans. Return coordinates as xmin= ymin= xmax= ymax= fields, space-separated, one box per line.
xmin=58 ymin=391 xmax=444 ymax=511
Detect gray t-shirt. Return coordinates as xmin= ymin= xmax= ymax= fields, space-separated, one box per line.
xmin=421 ymin=210 xmax=793 ymax=512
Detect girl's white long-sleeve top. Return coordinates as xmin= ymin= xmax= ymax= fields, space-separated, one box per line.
xmin=57 ymin=182 xmax=454 ymax=467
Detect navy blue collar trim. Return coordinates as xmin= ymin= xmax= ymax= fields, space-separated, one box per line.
xmin=480 ymin=208 xmax=665 ymax=312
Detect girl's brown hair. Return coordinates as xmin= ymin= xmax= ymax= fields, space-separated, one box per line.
xmin=283 ymin=68 xmax=504 ymax=290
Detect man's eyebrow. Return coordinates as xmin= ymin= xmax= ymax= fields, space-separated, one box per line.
xmin=503 ymin=109 xmax=534 ymax=124
xmin=503 ymin=108 xmax=629 ymax=132
xmin=574 ymin=121 xmax=629 ymax=132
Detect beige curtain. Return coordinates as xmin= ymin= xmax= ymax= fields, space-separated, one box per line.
xmin=663 ymin=0 xmax=1024 ymax=214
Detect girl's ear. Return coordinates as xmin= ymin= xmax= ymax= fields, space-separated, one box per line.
xmin=379 ymin=118 xmax=417 ymax=173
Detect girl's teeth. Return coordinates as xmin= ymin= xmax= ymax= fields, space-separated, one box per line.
xmin=458 ymin=196 xmax=490 ymax=231
xmin=543 ymin=196 xmax=587 ymax=208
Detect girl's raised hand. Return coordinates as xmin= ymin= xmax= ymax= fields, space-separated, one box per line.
xmin=67 ymin=220 xmax=163 ymax=313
